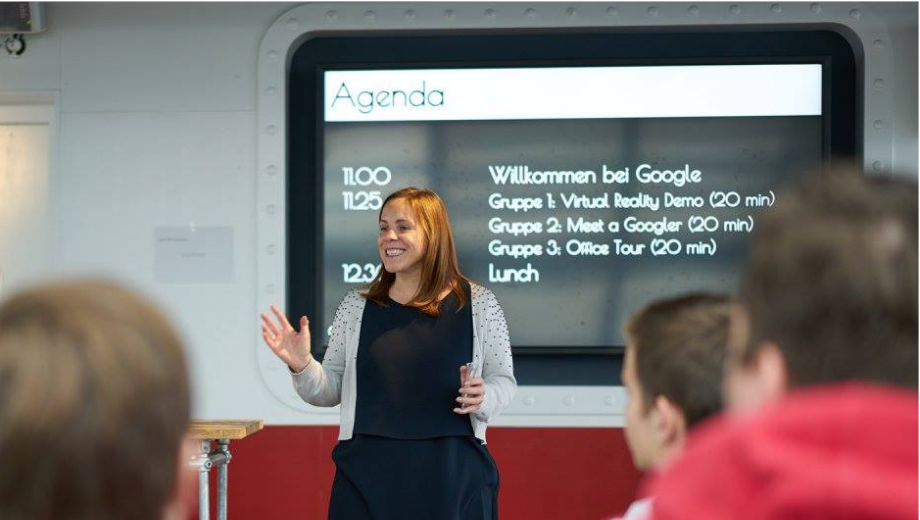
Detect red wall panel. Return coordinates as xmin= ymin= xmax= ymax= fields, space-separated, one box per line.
xmin=196 ymin=426 xmax=641 ymax=520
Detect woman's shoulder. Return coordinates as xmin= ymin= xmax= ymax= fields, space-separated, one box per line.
xmin=469 ymin=282 xmax=501 ymax=307
xmin=334 ymin=289 xmax=367 ymax=315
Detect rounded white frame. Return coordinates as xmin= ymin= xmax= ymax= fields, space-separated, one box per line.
xmin=256 ymin=2 xmax=894 ymax=425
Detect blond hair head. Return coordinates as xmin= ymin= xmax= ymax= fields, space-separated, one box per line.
xmin=0 ymin=279 xmax=190 ymax=520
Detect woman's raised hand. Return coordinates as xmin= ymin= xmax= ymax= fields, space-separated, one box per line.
xmin=261 ymin=305 xmax=312 ymax=372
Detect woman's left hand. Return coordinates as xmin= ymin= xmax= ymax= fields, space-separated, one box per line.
xmin=454 ymin=364 xmax=485 ymax=414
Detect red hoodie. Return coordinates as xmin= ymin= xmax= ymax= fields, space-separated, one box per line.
xmin=646 ymin=383 xmax=918 ymax=520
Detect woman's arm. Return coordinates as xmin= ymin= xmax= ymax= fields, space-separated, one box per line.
xmin=288 ymin=292 xmax=357 ymax=407
xmin=473 ymin=288 xmax=517 ymax=423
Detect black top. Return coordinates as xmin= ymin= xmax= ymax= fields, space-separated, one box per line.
xmin=354 ymin=283 xmax=474 ymax=439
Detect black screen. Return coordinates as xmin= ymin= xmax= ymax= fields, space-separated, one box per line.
xmin=289 ymin=30 xmax=856 ymax=384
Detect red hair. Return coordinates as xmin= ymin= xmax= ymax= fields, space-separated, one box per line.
xmin=364 ymin=187 xmax=469 ymax=315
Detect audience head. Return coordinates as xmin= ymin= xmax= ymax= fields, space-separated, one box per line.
xmin=622 ymin=293 xmax=731 ymax=470
xmin=0 ymin=279 xmax=193 ymax=520
xmin=726 ymin=165 xmax=918 ymax=411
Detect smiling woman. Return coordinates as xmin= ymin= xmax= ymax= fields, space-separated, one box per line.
xmin=366 ymin=187 xmax=467 ymax=312
xmin=260 ymin=186 xmax=516 ymax=520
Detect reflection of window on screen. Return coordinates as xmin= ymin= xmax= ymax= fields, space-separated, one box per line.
xmin=320 ymin=65 xmax=824 ymax=348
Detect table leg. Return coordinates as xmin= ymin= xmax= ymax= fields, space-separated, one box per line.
xmin=199 ymin=440 xmax=211 ymax=520
xmin=217 ymin=439 xmax=230 ymax=520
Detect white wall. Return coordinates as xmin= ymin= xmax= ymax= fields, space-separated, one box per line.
xmin=0 ymin=2 xmax=296 ymax=421
xmin=868 ymin=2 xmax=918 ymax=177
xmin=0 ymin=2 xmax=916 ymax=424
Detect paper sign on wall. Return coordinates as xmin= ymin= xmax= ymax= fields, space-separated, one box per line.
xmin=154 ymin=226 xmax=234 ymax=284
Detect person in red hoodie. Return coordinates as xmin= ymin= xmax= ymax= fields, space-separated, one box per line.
xmin=647 ymin=165 xmax=918 ymax=520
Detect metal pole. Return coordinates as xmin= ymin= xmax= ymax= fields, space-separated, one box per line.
xmin=217 ymin=439 xmax=231 ymax=520
xmin=198 ymin=440 xmax=211 ymax=520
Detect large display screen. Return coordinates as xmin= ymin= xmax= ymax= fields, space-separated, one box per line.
xmin=287 ymin=31 xmax=856 ymax=383
xmin=320 ymin=64 xmax=822 ymax=348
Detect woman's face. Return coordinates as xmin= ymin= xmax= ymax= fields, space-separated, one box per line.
xmin=378 ymin=198 xmax=426 ymax=276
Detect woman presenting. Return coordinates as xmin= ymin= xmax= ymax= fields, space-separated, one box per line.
xmin=261 ymin=187 xmax=516 ymax=520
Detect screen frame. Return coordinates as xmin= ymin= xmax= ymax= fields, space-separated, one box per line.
xmin=288 ymin=28 xmax=857 ymax=384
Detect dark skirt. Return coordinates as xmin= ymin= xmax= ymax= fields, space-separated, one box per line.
xmin=328 ymin=434 xmax=500 ymax=520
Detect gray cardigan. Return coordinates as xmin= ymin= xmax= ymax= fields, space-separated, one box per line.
xmin=290 ymin=283 xmax=517 ymax=442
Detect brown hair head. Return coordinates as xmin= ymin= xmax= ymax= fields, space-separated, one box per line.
xmin=625 ymin=293 xmax=730 ymax=428
xmin=365 ymin=187 xmax=469 ymax=315
xmin=739 ymin=164 xmax=918 ymax=388
xmin=0 ymin=279 xmax=190 ymax=520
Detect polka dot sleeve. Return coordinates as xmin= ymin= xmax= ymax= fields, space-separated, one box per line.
xmin=472 ymin=285 xmax=517 ymax=423
xmin=290 ymin=290 xmax=360 ymax=407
